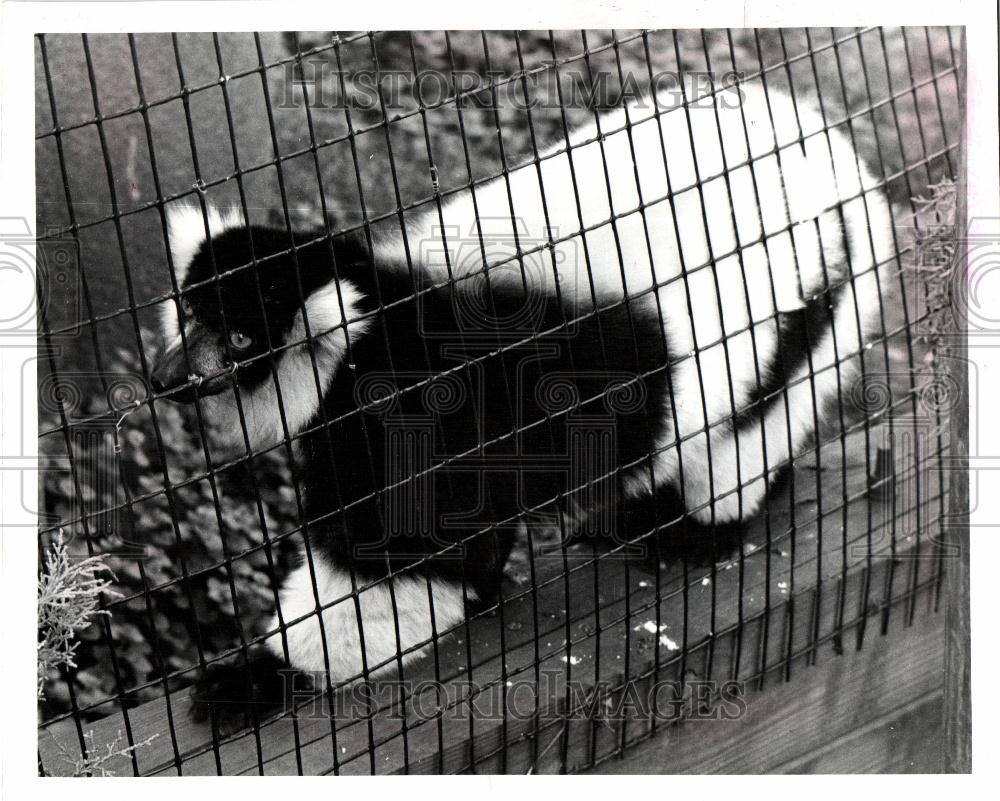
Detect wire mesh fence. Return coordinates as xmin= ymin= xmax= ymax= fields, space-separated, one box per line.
xmin=34 ymin=27 xmax=963 ymax=775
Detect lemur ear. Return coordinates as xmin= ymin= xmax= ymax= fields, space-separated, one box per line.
xmin=164 ymin=204 xmax=245 ymax=285
xmin=159 ymin=204 xmax=245 ymax=344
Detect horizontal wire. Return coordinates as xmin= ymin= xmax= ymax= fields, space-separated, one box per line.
xmin=36 ymin=25 xmax=959 ymax=772
xmin=35 ymin=47 xmax=953 ymax=250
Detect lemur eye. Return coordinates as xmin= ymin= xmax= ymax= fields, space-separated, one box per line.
xmin=180 ymin=296 xmax=193 ymax=317
xmin=228 ymin=330 xmax=253 ymax=351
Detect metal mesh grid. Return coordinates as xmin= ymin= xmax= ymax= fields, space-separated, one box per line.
xmin=35 ymin=27 xmax=962 ymax=775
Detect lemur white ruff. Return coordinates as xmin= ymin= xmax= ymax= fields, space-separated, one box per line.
xmin=151 ymin=79 xmax=893 ymax=728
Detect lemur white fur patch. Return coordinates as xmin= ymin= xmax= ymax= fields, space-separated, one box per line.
xmin=210 ymin=278 xmax=369 ymax=450
xmin=373 ymin=78 xmax=893 ymax=525
xmin=266 ymin=555 xmax=471 ymax=682
xmin=160 ymin=204 xmax=246 ymax=342
xmin=619 ymin=90 xmax=894 ymax=524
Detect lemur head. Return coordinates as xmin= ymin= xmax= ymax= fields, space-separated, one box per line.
xmin=151 ymin=205 xmax=370 ymax=449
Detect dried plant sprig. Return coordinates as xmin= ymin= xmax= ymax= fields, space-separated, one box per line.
xmin=906 ymin=179 xmax=959 ymax=441
xmin=910 ymin=179 xmax=958 ymax=362
xmin=37 ymin=532 xmax=121 ymax=699
xmin=48 ymin=729 xmax=158 ymax=777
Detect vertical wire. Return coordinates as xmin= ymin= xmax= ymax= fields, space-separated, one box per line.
xmin=928 ymin=26 xmax=962 ymax=614
xmin=574 ymin=35 xmax=640 ymax=757
xmin=747 ymin=32 xmax=797 ymax=684
xmin=607 ymin=28 xmax=691 ymax=744
xmin=365 ymin=29 xmax=471 ymax=770
xmin=327 ymin=35 xmax=403 ymax=774
xmin=83 ymin=30 xmax=199 ymax=773
xmin=441 ymin=29 xmax=541 ymax=768
xmin=789 ymin=29 xmax=854 ymax=663
xmin=618 ymin=30 xmax=715 ymax=705
xmin=803 ymin=28 xmax=877 ymax=653
xmin=820 ymin=30 xmax=886 ymax=651
xmin=492 ymin=30 xmax=561 ymax=771
xmin=850 ymin=27 xmax=919 ymax=637
xmin=479 ymin=30 xmax=580 ymax=774
xmin=668 ymin=28 xmax=745 ymax=691
xmin=252 ymin=29 xmax=384 ymax=774
xmin=474 ymin=31 xmax=552 ymax=762
xmin=209 ymin=30 xmax=351 ymax=774
xmin=770 ymin=28 xmax=831 ymax=670
xmin=637 ymin=28 xmax=700 ymax=720
xmin=404 ymin=30 xmax=475 ymax=773
xmin=168 ymin=31 xmax=276 ymax=770
xmin=921 ymin=27 xmax=958 ymax=178
xmin=768 ymin=32 xmax=813 ymax=673
xmin=36 ymin=32 xmax=129 ymax=770
xmin=889 ymin=26 xmax=933 ymax=624
xmin=893 ymin=26 xmax=950 ymax=626
xmin=125 ymin=33 xmax=225 ymax=774
xmin=697 ymin=29 xmax=777 ymax=685
xmin=544 ymin=30 xmax=604 ymax=759
xmin=718 ymin=28 xmax=787 ymax=685
xmin=541 ymin=30 xmax=606 ymax=767
xmin=633 ymin=31 xmax=671 ymax=741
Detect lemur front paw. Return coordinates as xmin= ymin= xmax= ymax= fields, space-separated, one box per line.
xmin=189 ymin=650 xmax=310 ymax=737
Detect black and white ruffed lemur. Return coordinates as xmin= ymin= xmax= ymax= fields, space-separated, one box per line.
xmin=150 ymin=78 xmax=893 ymax=731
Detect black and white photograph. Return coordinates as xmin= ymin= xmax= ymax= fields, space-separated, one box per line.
xmin=3 ymin=0 xmax=996 ymax=783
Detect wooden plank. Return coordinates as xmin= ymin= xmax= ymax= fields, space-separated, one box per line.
xmin=777 ymin=693 xmax=944 ymax=773
xmin=578 ymin=594 xmax=944 ymax=774
xmin=943 ymin=28 xmax=971 ymax=775
xmin=38 ymin=424 xmax=947 ymax=775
